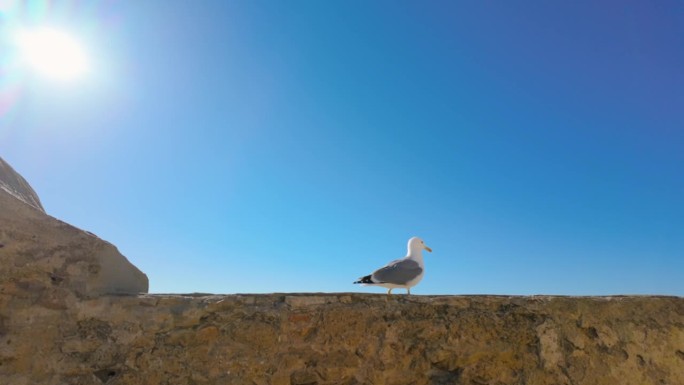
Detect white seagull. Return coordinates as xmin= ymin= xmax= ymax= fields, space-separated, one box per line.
xmin=354 ymin=236 xmax=432 ymax=295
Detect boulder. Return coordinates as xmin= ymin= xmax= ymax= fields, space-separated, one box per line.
xmin=0 ymin=156 xmax=148 ymax=298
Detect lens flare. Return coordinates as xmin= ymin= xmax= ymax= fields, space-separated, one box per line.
xmin=14 ymin=27 xmax=89 ymax=81
xmin=1 ymin=0 xmax=112 ymax=126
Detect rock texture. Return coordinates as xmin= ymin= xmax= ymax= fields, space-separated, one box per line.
xmin=0 ymin=156 xmax=148 ymax=297
xmin=0 ymin=293 xmax=682 ymax=385
xmin=0 ymin=157 xmax=44 ymax=212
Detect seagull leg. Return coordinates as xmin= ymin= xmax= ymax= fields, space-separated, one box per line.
xmin=387 ymin=288 xmax=393 ymax=296
xmin=407 ymin=288 xmax=411 ymax=295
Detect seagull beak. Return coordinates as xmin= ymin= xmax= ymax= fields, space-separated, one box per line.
xmin=424 ymin=245 xmax=432 ymax=253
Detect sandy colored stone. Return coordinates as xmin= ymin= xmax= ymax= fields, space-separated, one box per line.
xmin=0 ymin=190 xmax=148 ymax=297
xmin=0 ymin=157 xmax=148 ymax=298
xmin=0 ymin=293 xmax=682 ymax=385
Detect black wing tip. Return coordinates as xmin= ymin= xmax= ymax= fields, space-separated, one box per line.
xmin=353 ymin=275 xmax=373 ymax=284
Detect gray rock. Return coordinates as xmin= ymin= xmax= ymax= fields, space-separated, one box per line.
xmin=0 ymin=156 xmax=44 ymax=212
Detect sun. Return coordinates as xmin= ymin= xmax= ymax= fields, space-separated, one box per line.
xmin=14 ymin=27 xmax=89 ymax=81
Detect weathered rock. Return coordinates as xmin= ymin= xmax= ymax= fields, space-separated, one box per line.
xmin=0 ymin=157 xmax=148 ymax=298
xmin=0 ymin=156 xmax=44 ymax=212
xmin=0 ymin=293 xmax=681 ymax=385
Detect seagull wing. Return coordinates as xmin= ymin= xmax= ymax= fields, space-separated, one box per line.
xmin=371 ymin=258 xmax=422 ymax=285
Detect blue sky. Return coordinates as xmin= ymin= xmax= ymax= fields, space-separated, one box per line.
xmin=1 ymin=1 xmax=682 ymax=295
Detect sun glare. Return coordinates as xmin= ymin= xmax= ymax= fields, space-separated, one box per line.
xmin=14 ymin=27 xmax=89 ymax=81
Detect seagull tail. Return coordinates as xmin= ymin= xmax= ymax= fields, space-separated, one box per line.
xmin=353 ymin=275 xmax=374 ymax=284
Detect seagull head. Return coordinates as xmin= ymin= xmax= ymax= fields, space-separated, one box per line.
xmin=408 ymin=236 xmax=432 ymax=254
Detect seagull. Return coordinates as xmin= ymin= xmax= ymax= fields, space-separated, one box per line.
xmin=354 ymin=236 xmax=432 ymax=295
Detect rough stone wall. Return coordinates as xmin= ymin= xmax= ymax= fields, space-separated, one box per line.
xmin=0 ymin=293 xmax=681 ymax=385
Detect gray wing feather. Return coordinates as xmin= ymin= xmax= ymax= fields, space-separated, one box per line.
xmin=371 ymin=258 xmax=422 ymax=285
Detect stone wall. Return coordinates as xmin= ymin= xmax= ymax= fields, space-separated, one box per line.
xmin=0 ymin=293 xmax=682 ymax=385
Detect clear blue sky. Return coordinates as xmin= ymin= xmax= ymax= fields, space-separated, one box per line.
xmin=1 ymin=1 xmax=682 ymax=295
